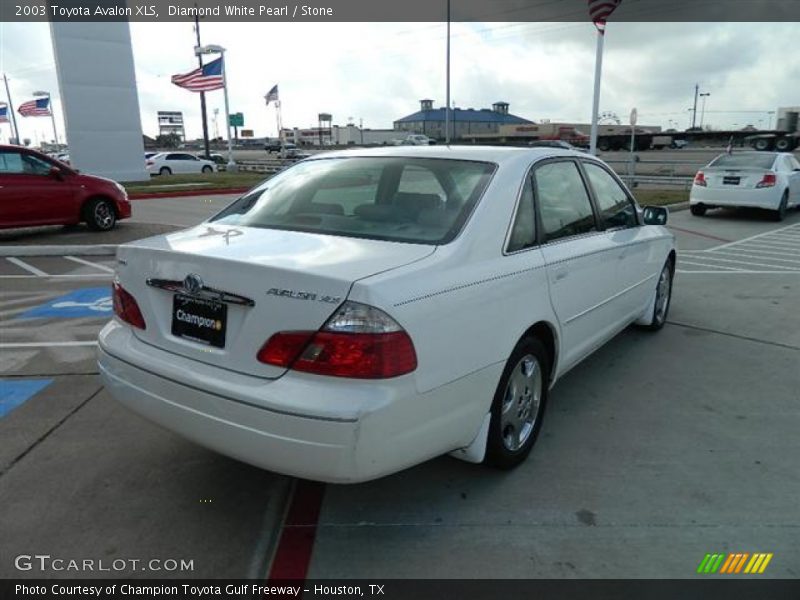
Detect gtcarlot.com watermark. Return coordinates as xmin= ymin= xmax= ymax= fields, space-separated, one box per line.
xmin=14 ymin=554 xmax=194 ymax=573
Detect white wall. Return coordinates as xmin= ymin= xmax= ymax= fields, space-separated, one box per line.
xmin=50 ymin=22 xmax=148 ymax=182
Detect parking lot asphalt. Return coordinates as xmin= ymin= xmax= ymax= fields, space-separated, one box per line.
xmin=0 ymin=201 xmax=798 ymax=579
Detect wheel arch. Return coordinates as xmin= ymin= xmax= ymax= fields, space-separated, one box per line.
xmin=519 ymin=320 xmax=559 ymax=386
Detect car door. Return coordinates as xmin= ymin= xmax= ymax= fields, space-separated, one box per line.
xmin=580 ymin=160 xmax=655 ymax=318
xmin=784 ymin=155 xmax=800 ymax=200
xmin=0 ymin=149 xmax=76 ymax=227
xmin=533 ymin=159 xmax=620 ymax=372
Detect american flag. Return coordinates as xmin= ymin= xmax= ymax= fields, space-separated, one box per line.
xmin=0 ymin=105 xmax=8 ymax=123
xmin=171 ymin=57 xmax=224 ymax=92
xmin=588 ymin=0 xmax=622 ymax=31
xmin=264 ymin=84 xmax=279 ymax=106
xmin=18 ymin=97 xmax=51 ymax=117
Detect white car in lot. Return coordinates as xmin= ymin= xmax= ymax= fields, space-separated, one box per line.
xmin=98 ymin=146 xmax=675 ymax=483
xmin=690 ymin=151 xmax=800 ymax=221
xmin=146 ymin=152 xmax=216 ymax=176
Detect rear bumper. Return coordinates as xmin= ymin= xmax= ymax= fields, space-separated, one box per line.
xmin=97 ymin=320 xmax=490 ymax=483
xmin=689 ymin=185 xmax=782 ymax=210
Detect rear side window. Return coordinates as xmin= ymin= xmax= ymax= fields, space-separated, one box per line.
xmin=211 ymin=157 xmax=495 ymax=245
xmin=0 ymin=151 xmax=51 ymax=175
xmin=534 ymin=161 xmax=597 ymax=242
xmin=507 ymin=176 xmax=536 ymax=252
xmin=583 ymin=162 xmax=638 ymax=229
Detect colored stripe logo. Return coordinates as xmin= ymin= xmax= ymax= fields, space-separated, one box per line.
xmin=697 ymin=552 xmax=773 ymax=574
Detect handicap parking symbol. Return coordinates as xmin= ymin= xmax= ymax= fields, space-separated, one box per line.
xmin=18 ymin=287 xmax=113 ymax=319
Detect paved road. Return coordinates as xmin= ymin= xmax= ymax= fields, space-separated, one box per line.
xmin=1 ymin=202 xmax=798 ymax=580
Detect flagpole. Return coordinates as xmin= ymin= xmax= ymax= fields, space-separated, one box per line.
xmin=589 ymin=24 xmax=604 ymax=156
xmin=445 ymin=0 xmax=451 ymax=145
xmin=219 ymin=51 xmax=235 ymax=171
xmin=3 ymin=74 xmax=20 ymax=144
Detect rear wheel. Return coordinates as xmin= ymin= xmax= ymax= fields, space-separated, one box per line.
xmin=159 ymin=167 xmax=171 ymax=176
xmin=690 ymin=204 xmax=707 ymax=216
xmin=774 ymin=137 xmax=794 ymax=152
xmin=84 ymin=198 xmax=116 ymax=231
xmin=201 ymin=165 xmax=213 ymax=173
xmin=773 ymin=191 xmax=789 ymax=222
xmin=484 ymin=337 xmax=549 ymax=469
xmin=597 ymin=140 xmax=611 ymax=152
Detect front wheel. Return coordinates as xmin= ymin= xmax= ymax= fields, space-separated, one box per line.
xmin=84 ymin=198 xmax=116 ymax=231
xmin=639 ymin=258 xmax=674 ymax=331
xmin=690 ymin=204 xmax=707 ymax=216
xmin=484 ymin=337 xmax=549 ymax=469
xmin=201 ymin=165 xmax=213 ymax=173
xmin=159 ymin=167 xmax=172 ymax=176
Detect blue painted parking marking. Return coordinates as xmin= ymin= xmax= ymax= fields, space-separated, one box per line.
xmin=0 ymin=379 xmax=53 ymax=418
xmin=17 ymin=287 xmax=112 ymax=319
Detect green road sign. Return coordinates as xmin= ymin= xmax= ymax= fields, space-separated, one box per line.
xmin=229 ymin=112 xmax=244 ymax=127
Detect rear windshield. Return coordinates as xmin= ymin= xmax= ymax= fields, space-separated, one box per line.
xmin=709 ymin=153 xmax=776 ymax=169
xmin=210 ymin=157 xmax=496 ymax=244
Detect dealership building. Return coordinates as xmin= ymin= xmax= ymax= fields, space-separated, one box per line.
xmin=393 ymin=99 xmax=533 ymax=141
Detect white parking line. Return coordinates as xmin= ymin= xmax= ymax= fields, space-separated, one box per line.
xmin=713 ymin=250 xmax=800 ymax=264
xmin=679 ymin=260 xmax=745 ymax=271
xmin=740 ymin=240 xmax=800 ymax=250
xmin=64 ymin=255 xmax=116 ymax=273
xmin=0 ymin=341 xmax=98 ymax=348
xmin=6 ymin=257 xmax=48 ymax=277
xmin=679 ymin=254 xmax=800 ymax=271
xmin=708 ymin=223 xmax=800 ymax=251
xmin=676 ymin=270 xmax=800 ymax=275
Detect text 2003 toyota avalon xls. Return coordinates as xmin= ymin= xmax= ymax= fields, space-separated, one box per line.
xmin=98 ymin=146 xmax=674 ymax=482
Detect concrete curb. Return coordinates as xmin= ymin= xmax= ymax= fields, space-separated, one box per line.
xmin=128 ymin=187 xmax=249 ymax=200
xmin=667 ymin=201 xmax=690 ymax=212
xmin=0 ymin=245 xmax=118 ymax=257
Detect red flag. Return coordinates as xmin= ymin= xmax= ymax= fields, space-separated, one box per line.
xmin=589 ymin=0 xmax=622 ymax=32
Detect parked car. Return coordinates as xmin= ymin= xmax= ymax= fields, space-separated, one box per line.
xmin=391 ymin=134 xmax=435 ymax=146
xmin=0 ymin=144 xmax=131 ymax=231
xmin=690 ymin=151 xmax=800 ymax=221
xmin=98 ymin=146 xmax=674 ymax=483
xmin=265 ymin=141 xmax=296 ymax=154
xmin=146 ymin=152 xmax=216 ymax=176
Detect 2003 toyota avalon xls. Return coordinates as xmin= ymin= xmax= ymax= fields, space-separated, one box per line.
xmin=98 ymin=146 xmax=675 ymax=483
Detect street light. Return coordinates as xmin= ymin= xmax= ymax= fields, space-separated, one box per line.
xmin=194 ymin=44 xmax=236 ymax=171
xmin=699 ymin=92 xmax=710 ymax=128
xmin=32 ymin=90 xmax=58 ymax=146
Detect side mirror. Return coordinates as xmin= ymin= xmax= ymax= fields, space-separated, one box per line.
xmin=48 ymin=166 xmax=64 ymax=180
xmin=642 ymin=205 xmax=668 ymax=226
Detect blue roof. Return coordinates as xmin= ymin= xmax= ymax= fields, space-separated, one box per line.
xmin=395 ymin=108 xmax=532 ymax=124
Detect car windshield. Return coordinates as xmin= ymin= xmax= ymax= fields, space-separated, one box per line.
xmin=709 ymin=153 xmax=776 ymax=169
xmin=210 ymin=157 xmax=496 ymax=244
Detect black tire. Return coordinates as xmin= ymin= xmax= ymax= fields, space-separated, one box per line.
xmin=484 ymin=336 xmax=550 ymax=469
xmin=774 ymin=138 xmax=793 ymax=152
xmin=773 ymin=191 xmax=789 ymax=222
xmin=639 ymin=257 xmax=674 ymax=331
xmin=753 ymin=138 xmax=772 ymax=151
xmin=597 ymin=140 xmax=611 ymax=152
xmin=690 ymin=204 xmax=707 ymax=216
xmin=83 ymin=198 xmax=116 ymax=231
xmin=159 ymin=167 xmax=171 ymax=176
xmin=201 ymin=165 xmax=213 ymax=173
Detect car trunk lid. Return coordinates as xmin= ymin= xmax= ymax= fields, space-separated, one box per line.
xmin=115 ymin=224 xmax=434 ymax=378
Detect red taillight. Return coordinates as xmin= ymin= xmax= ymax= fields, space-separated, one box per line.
xmin=693 ymin=171 xmax=707 ymax=187
xmin=146 ymin=160 xmax=154 ymax=166
xmin=112 ymin=281 xmax=146 ymax=330
xmin=258 ymin=331 xmax=416 ymax=379
xmin=257 ymin=301 xmax=418 ymax=379
xmin=756 ymin=172 xmax=777 ymax=188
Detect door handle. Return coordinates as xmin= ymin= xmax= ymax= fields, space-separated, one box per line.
xmin=554 ymin=270 xmax=568 ymax=281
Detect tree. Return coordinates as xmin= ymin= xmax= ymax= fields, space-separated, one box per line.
xmin=155 ymin=133 xmax=181 ymax=148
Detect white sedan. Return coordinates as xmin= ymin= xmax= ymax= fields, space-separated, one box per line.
xmin=146 ymin=152 xmax=216 ymax=176
xmin=690 ymin=151 xmax=800 ymax=221
xmin=98 ymin=146 xmax=675 ymax=483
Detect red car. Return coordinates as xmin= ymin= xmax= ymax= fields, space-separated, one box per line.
xmin=0 ymin=144 xmax=131 ymax=231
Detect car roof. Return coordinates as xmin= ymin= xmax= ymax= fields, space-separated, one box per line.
xmin=306 ymin=144 xmax=584 ymax=165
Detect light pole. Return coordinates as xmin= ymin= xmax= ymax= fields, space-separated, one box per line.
xmin=32 ymin=90 xmax=58 ymax=146
xmin=699 ymin=92 xmax=710 ymax=128
xmin=195 ymin=44 xmax=235 ymax=171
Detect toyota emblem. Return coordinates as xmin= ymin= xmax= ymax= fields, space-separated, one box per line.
xmin=183 ymin=273 xmax=203 ymax=295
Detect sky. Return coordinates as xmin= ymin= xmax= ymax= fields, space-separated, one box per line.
xmin=1 ymin=20 xmax=798 ymax=144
